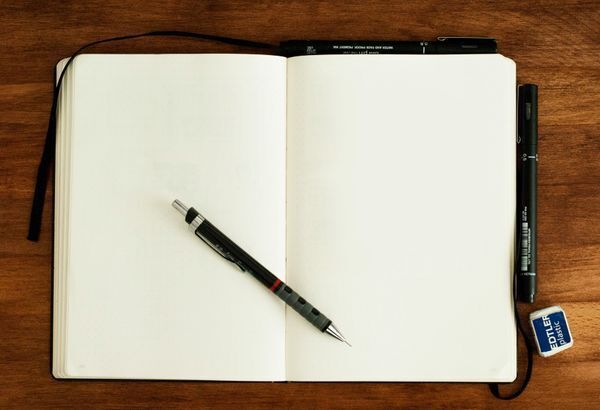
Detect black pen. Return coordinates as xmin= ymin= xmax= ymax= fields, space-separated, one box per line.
xmin=279 ymin=37 xmax=497 ymax=56
xmin=517 ymin=84 xmax=538 ymax=303
xmin=172 ymin=199 xmax=351 ymax=346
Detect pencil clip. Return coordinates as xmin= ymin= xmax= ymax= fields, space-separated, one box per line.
xmin=196 ymin=232 xmax=246 ymax=271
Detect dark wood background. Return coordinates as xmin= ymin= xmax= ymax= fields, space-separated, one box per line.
xmin=1 ymin=1 xmax=598 ymax=408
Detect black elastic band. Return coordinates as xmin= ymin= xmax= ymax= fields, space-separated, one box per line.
xmin=27 ymin=31 xmax=276 ymax=241
xmin=488 ymin=302 xmax=534 ymax=399
xmin=488 ymin=235 xmax=534 ymax=399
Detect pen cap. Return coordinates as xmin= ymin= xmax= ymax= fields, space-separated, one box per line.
xmin=518 ymin=84 xmax=538 ymax=145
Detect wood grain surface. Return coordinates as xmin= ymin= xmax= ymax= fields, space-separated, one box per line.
xmin=1 ymin=1 xmax=598 ymax=408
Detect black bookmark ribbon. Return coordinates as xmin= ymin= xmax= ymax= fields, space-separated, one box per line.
xmin=27 ymin=31 xmax=276 ymax=241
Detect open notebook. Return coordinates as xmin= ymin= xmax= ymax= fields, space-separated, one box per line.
xmin=53 ymin=53 xmax=516 ymax=381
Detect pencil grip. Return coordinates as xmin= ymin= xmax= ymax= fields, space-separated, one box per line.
xmin=274 ymin=285 xmax=331 ymax=332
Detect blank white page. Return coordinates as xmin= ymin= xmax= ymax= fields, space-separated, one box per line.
xmin=286 ymin=55 xmax=516 ymax=381
xmin=57 ymin=54 xmax=287 ymax=380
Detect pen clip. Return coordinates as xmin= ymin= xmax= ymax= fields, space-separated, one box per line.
xmin=434 ymin=37 xmax=497 ymax=53
xmin=437 ymin=36 xmax=496 ymax=41
xmin=517 ymin=85 xmax=523 ymax=144
xmin=196 ymin=232 xmax=246 ymax=272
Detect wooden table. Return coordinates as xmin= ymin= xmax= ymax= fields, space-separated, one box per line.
xmin=1 ymin=1 xmax=598 ymax=408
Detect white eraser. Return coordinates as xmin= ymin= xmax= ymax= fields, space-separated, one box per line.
xmin=529 ymin=306 xmax=573 ymax=357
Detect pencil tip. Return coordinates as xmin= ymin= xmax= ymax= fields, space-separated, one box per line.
xmin=325 ymin=322 xmax=351 ymax=347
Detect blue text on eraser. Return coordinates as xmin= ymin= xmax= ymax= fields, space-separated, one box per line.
xmin=530 ymin=306 xmax=573 ymax=357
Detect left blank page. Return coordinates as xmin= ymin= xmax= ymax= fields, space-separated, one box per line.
xmin=55 ymin=54 xmax=287 ymax=380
